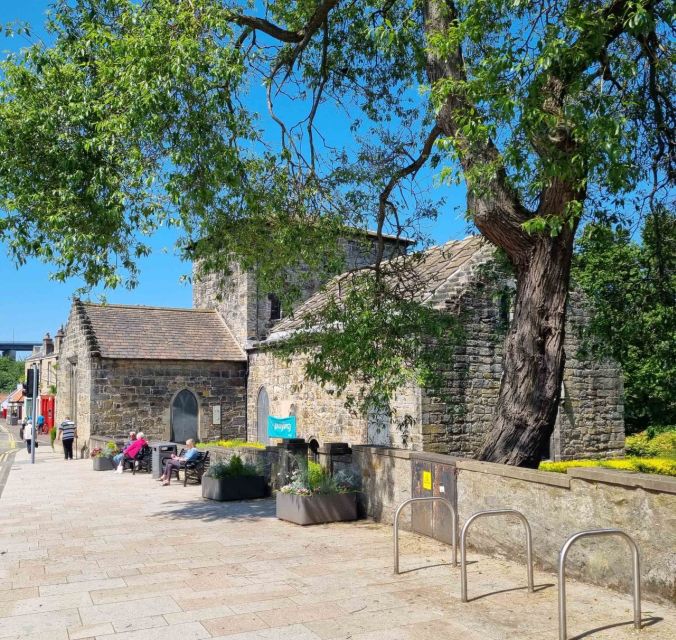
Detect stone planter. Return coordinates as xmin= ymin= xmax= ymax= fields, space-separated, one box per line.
xmin=202 ymin=475 xmax=267 ymax=501
xmin=93 ymin=457 xmax=114 ymax=471
xmin=276 ymin=492 xmax=358 ymax=525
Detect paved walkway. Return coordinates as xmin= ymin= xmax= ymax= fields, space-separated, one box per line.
xmin=0 ymin=448 xmax=673 ymax=640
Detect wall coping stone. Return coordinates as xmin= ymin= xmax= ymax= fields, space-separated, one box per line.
xmin=410 ymin=451 xmax=462 ymax=465
xmin=456 ymin=459 xmax=571 ymax=488
xmin=567 ymin=466 xmax=676 ymax=494
xmin=351 ymin=445 xmax=412 ymax=460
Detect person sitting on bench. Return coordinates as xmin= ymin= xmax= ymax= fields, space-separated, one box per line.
xmin=115 ymin=432 xmax=147 ymax=473
xmin=112 ymin=431 xmax=137 ymax=468
xmin=160 ymin=439 xmax=199 ymax=486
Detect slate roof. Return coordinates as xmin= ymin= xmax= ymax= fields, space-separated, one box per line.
xmin=270 ymin=235 xmax=492 ymax=335
xmin=77 ymin=302 xmax=246 ymax=361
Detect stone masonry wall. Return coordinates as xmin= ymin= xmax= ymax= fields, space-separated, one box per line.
xmin=422 ymin=267 xmax=625 ymax=460
xmin=351 ymin=446 xmax=676 ymax=603
xmin=192 ymin=235 xmax=409 ymax=346
xmin=247 ymin=350 xmax=422 ymax=449
xmin=556 ymin=293 xmax=625 ymax=459
xmin=56 ymin=305 xmax=94 ymax=451
xmin=193 ymin=262 xmax=252 ymax=349
xmin=89 ymin=359 xmax=247 ymax=443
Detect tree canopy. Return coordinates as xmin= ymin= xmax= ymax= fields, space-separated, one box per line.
xmin=575 ymin=208 xmax=675 ymax=432
xmin=0 ymin=0 xmax=673 ymax=465
xmin=0 ymin=356 xmax=24 ymax=393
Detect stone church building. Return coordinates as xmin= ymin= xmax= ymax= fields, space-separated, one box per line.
xmin=56 ymin=234 xmax=625 ymax=460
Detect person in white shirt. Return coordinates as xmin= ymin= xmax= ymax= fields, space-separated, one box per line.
xmin=24 ymin=419 xmax=34 ymax=454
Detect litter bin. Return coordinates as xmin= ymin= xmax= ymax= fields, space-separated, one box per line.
xmin=151 ymin=442 xmax=178 ymax=479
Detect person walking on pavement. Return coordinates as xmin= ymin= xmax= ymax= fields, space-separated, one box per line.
xmin=58 ymin=416 xmax=77 ymax=460
xmin=37 ymin=414 xmax=45 ymax=434
xmin=24 ymin=419 xmax=34 ymax=454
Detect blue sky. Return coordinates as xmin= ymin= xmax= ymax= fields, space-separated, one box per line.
xmin=0 ymin=1 xmax=468 ymax=350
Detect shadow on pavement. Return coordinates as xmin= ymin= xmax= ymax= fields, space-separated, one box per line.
xmin=467 ymin=582 xmax=554 ymax=602
xmin=150 ymin=496 xmax=276 ymax=523
xmin=569 ymin=616 xmax=662 ymax=640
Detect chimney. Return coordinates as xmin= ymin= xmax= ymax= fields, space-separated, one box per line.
xmin=54 ymin=326 xmax=65 ymax=353
xmin=43 ymin=332 xmax=54 ymax=355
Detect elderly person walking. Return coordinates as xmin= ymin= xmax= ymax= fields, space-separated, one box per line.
xmin=160 ymin=439 xmax=200 ymax=486
xmin=23 ymin=419 xmax=34 ymax=454
xmin=57 ymin=416 xmax=77 ymax=460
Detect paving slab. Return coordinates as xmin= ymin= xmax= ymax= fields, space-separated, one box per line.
xmin=0 ymin=448 xmax=674 ymax=640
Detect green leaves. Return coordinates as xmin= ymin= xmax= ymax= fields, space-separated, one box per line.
xmin=274 ymin=263 xmax=463 ymax=417
xmin=574 ymin=207 xmax=676 ymax=431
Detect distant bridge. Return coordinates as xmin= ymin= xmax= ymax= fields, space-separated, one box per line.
xmin=0 ymin=342 xmax=41 ymax=359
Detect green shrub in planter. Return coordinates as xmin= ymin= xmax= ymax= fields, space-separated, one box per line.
xmin=276 ymin=457 xmax=360 ymax=525
xmin=202 ymin=455 xmax=267 ymax=501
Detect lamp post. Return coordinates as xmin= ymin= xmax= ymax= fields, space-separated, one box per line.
xmin=30 ymin=363 xmax=38 ymax=465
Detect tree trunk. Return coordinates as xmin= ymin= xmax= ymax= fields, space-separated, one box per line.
xmin=476 ymin=231 xmax=576 ymax=467
xmin=422 ymin=0 xmax=584 ymax=467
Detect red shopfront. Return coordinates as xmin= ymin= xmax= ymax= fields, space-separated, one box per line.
xmin=40 ymin=395 xmax=55 ymax=430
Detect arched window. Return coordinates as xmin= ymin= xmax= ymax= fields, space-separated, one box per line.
xmin=171 ymin=389 xmax=198 ymax=443
xmin=256 ymin=387 xmax=270 ymax=444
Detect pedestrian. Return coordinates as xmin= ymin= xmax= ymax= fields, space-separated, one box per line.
xmin=58 ymin=416 xmax=77 ymax=460
xmin=24 ymin=419 xmax=34 ymax=454
xmin=37 ymin=414 xmax=45 ymax=434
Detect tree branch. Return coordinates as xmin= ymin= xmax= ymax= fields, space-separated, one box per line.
xmin=424 ymin=0 xmax=533 ymax=263
xmin=376 ymin=125 xmax=442 ymax=267
xmin=228 ymin=14 xmax=303 ymax=43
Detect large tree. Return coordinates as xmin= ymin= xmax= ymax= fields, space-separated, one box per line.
xmin=0 ymin=1 xmax=673 ymax=466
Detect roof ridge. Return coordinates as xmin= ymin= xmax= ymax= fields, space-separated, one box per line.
xmin=82 ymin=302 xmax=215 ymax=313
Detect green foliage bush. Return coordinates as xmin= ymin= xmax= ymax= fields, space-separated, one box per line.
xmin=539 ymin=457 xmax=676 ymax=477
xmin=207 ymin=455 xmax=259 ymax=479
xmin=625 ymin=429 xmax=676 ymax=458
xmin=197 ymin=439 xmax=265 ymax=450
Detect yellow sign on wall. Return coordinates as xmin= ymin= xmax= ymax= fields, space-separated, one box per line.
xmin=422 ymin=470 xmax=432 ymax=491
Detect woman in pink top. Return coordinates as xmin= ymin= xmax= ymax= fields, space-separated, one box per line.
xmin=123 ymin=434 xmax=147 ymax=459
xmin=114 ymin=432 xmax=147 ymax=473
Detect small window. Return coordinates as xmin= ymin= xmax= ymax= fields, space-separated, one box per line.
xmin=268 ymin=293 xmax=281 ymax=321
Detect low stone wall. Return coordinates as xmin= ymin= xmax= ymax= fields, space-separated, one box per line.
xmin=351 ymin=446 xmax=676 ymax=603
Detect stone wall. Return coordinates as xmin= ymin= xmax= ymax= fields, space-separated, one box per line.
xmin=351 ymin=445 xmax=676 ymax=603
xmin=420 ymin=264 xmax=625 ymax=460
xmin=89 ymin=359 xmax=247 ymax=443
xmin=192 ymin=235 xmax=410 ymax=347
xmin=193 ymin=262 xmax=253 ymax=349
xmin=247 ymin=349 xmax=421 ymax=448
xmin=56 ymin=304 xmax=95 ymax=451
xmin=247 ymin=264 xmax=624 ymax=460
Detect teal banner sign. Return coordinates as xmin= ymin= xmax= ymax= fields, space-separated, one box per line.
xmin=268 ymin=415 xmax=297 ymax=439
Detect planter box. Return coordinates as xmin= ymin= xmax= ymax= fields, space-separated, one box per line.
xmin=202 ymin=475 xmax=267 ymax=501
xmin=276 ymin=492 xmax=358 ymax=525
xmin=93 ymin=457 xmax=114 ymax=471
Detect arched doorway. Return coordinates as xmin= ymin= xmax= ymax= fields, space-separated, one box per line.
xmin=256 ymin=387 xmax=270 ymax=444
xmin=171 ymin=389 xmax=198 ymax=443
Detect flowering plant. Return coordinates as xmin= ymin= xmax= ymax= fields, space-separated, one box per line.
xmin=90 ymin=441 xmax=118 ymax=458
xmin=279 ymin=459 xmax=359 ymax=496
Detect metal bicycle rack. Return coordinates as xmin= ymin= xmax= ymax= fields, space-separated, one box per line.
xmin=558 ymin=529 xmax=641 ymax=640
xmin=460 ymin=509 xmax=534 ymax=602
xmin=393 ymin=496 xmax=458 ymax=574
